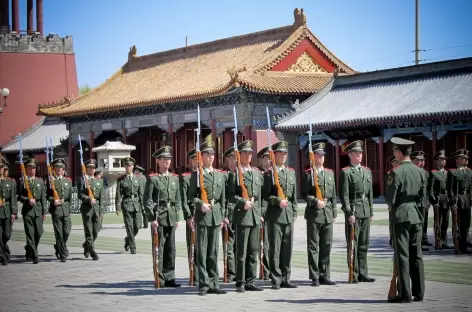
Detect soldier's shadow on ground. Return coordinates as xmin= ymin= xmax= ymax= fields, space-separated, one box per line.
xmin=267 ymin=298 xmax=386 ymax=304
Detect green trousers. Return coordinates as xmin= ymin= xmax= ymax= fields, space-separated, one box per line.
xmin=142 ymin=209 xmax=148 ymax=228
xmin=268 ymin=222 xmax=293 ymax=286
xmin=307 ymin=221 xmax=333 ymax=280
xmin=82 ymin=213 xmax=101 ymax=255
xmin=123 ymin=210 xmax=140 ymax=250
xmin=234 ymin=224 xmax=260 ymax=286
xmin=393 ymin=222 xmax=425 ymax=299
xmin=186 ymin=223 xmax=198 ymax=282
xmin=155 ymin=225 xmax=177 ymax=285
xmin=0 ymin=218 xmax=12 ymax=261
xmin=52 ymin=215 xmax=71 ymax=258
xmin=344 ymin=215 xmax=371 ymax=279
xmin=23 ymin=215 xmax=44 ymax=260
xmin=197 ymin=224 xmax=221 ymax=291
xmin=262 ymin=221 xmax=270 ymax=277
xmin=420 ymin=205 xmax=430 ymax=245
xmin=221 ymin=224 xmax=236 ymax=281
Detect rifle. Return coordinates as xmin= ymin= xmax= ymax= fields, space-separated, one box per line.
xmin=265 ymin=106 xmax=285 ymax=199
xmin=307 ymin=112 xmax=323 ymax=200
xmin=45 ymin=136 xmax=60 ymax=201
xmin=259 ymin=223 xmax=264 ymax=280
xmin=451 ymin=179 xmax=460 ymax=254
xmin=18 ymin=134 xmax=33 ymax=200
xmin=189 ymin=222 xmax=196 ymax=286
xmin=387 ymin=253 xmax=399 ymax=300
xmin=195 ymin=105 xmax=209 ymax=205
xmin=348 ymin=193 xmax=356 ymax=283
xmin=152 ymin=191 xmax=160 ymax=288
xmin=433 ymin=203 xmax=441 ymax=249
xmin=223 ymin=223 xmax=229 ymax=283
xmin=78 ymin=134 xmax=94 ymax=199
xmin=232 ymin=105 xmax=249 ymax=201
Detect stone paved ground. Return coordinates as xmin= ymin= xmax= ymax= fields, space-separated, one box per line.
xmin=2 ymin=204 xmax=472 ymax=311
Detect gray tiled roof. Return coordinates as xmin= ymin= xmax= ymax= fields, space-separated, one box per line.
xmin=276 ymin=58 xmax=472 ymax=131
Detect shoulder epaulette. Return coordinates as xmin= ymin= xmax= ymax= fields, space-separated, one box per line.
xmin=36 ymin=177 xmax=43 ymax=180
xmin=449 ymin=168 xmax=457 ymax=171
xmin=6 ymin=177 xmax=15 ymax=181
xmin=148 ymin=173 xmax=158 ymax=177
xmin=362 ymin=166 xmax=371 ymax=170
xmin=305 ymin=168 xmax=311 ymax=172
xmin=387 ymin=169 xmax=393 ymax=174
xmin=287 ymin=167 xmax=295 ymax=171
xmin=181 ymin=172 xmax=191 ymax=177
xmin=117 ymin=174 xmax=126 ymax=180
xmin=171 ymin=173 xmax=179 ymax=177
xmin=325 ymin=168 xmax=333 ymax=172
xmin=215 ymin=169 xmax=227 ymax=173
xmin=252 ymin=167 xmax=260 ymax=171
xmin=66 ymin=177 xmax=72 ymax=181
xmin=431 ymin=169 xmax=437 ymax=173
xmin=342 ymin=166 xmax=350 ymax=170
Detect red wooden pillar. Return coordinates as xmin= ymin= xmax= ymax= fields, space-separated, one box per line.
xmin=89 ymin=132 xmax=94 ymax=160
xmin=211 ymin=119 xmax=218 ymax=169
xmin=27 ymin=0 xmax=33 ymax=34
xmin=223 ymin=129 xmax=232 ymax=152
xmin=378 ymin=135 xmax=385 ymax=197
xmin=432 ymin=129 xmax=437 ymax=156
xmin=122 ymin=128 xmax=127 ymax=144
xmin=68 ymin=138 xmax=73 ymax=178
xmin=244 ymin=125 xmax=252 ymax=141
xmin=12 ymin=0 xmax=19 ymax=33
xmin=335 ymin=140 xmax=340 ymax=190
xmin=168 ymin=124 xmax=174 ymax=170
xmin=36 ymin=0 xmax=43 ymax=35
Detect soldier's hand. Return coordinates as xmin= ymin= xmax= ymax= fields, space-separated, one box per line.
xmin=42 ymin=215 xmax=46 ymax=221
xmin=116 ymin=210 xmax=120 ymax=216
xmin=279 ymin=199 xmax=289 ymax=208
xmin=54 ymin=199 xmax=61 ymax=206
xmin=151 ymin=220 xmax=159 ymax=231
xmin=370 ymin=216 xmax=373 ymax=221
xmin=316 ymin=200 xmax=326 ymax=209
xmin=244 ymin=200 xmax=253 ymax=210
xmin=90 ymin=198 xmax=97 ymax=205
xmin=349 ymin=215 xmax=356 ymax=225
xmin=260 ymin=216 xmax=264 ymax=223
xmin=187 ymin=218 xmax=195 ymax=229
xmin=220 ymin=221 xmax=225 ymax=229
xmin=100 ymin=214 xmax=103 ymax=220
xmin=224 ymin=218 xmax=229 ymax=225
xmin=11 ymin=214 xmax=16 ymax=222
xmin=29 ymin=199 xmax=36 ymax=206
xmin=201 ymin=204 xmax=211 ymax=213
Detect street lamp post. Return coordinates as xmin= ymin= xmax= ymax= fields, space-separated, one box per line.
xmin=0 ymin=88 xmax=10 ymax=116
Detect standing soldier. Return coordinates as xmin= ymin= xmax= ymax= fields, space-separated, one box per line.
xmin=462 ymin=157 xmax=472 ymax=248
xmin=0 ymin=159 xmax=17 ymax=265
xmin=144 ymin=146 xmax=181 ymax=288
xmin=263 ymin=141 xmax=298 ymax=289
xmin=257 ymin=147 xmax=271 ymax=172
xmin=387 ymin=155 xmax=400 ymax=247
xmin=79 ymin=159 xmax=104 ymax=261
xmin=257 ymin=146 xmax=270 ymax=280
xmin=428 ymin=150 xmax=450 ymax=250
xmin=181 ymin=148 xmax=199 ymax=284
xmin=411 ymin=151 xmax=432 ymax=251
xmin=134 ymin=165 xmax=148 ymax=229
xmin=302 ymin=143 xmax=337 ymax=286
xmin=1 ymin=160 xmax=17 ymax=262
xmin=447 ymin=149 xmax=471 ymax=254
xmin=187 ymin=141 xmax=228 ymax=296
xmin=116 ymin=157 xmax=143 ymax=254
xmin=386 ymin=137 xmax=425 ymax=303
xmin=340 ymin=140 xmax=375 ymax=283
xmin=19 ymin=158 xmax=47 ymax=264
xmin=48 ymin=158 xmax=73 ymax=262
xmin=228 ymin=140 xmax=264 ymax=292
xmin=222 ymin=146 xmax=236 ymax=283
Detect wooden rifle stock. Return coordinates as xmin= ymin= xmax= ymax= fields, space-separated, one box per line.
xmin=20 ymin=163 xmax=33 ymax=200
xmin=309 ymin=151 xmax=323 ymax=200
xmin=387 ymin=257 xmax=398 ymax=300
xmin=189 ymin=224 xmax=196 ymax=286
xmin=433 ymin=204 xmax=441 ymax=249
xmin=268 ymin=150 xmax=285 ymax=199
xmin=152 ymin=226 xmax=160 ymax=288
xmin=223 ymin=224 xmax=229 ymax=283
xmin=235 ymin=150 xmax=249 ymax=200
xmin=47 ymin=165 xmax=60 ymax=201
xmin=81 ymin=164 xmax=94 ymax=198
xmin=259 ymin=223 xmax=264 ymax=280
xmin=451 ymin=179 xmax=460 ymax=254
xmin=348 ymin=224 xmax=355 ymax=282
xmin=196 ymin=151 xmax=209 ymax=204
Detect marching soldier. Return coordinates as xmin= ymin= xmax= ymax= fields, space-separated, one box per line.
xmin=386 ymin=137 xmax=425 ymax=303
xmin=48 ymin=158 xmax=73 ymax=262
xmin=222 ymin=146 xmax=236 ymax=283
xmin=446 ymin=149 xmax=472 ymax=254
xmin=428 ymin=150 xmax=451 ymax=250
xmin=228 ymin=140 xmax=264 ymax=292
xmin=387 ymin=155 xmax=399 ymax=247
xmin=0 ymin=159 xmax=17 ymax=265
xmin=94 ymin=168 xmax=103 ymax=179
xmin=1 ymin=160 xmax=16 ymax=262
xmin=263 ymin=141 xmax=298 ymax=289
xmin=187 ymin=141 xmax=228 ymax=296
xmin=79 ymin=159 xmax=104 ymax=261
xmin=339 ymin=140 xmax=375 ymax=283
xmin=257 ymin=146 xmax=270 ymax=280
xmin=181 ymin=148 xmax=199 ymax=283
xmin=134 ymin=165 xmax=148 ymax=229
xmin=302 ymin=143 xmax=337 ymax=286
xmin=19 ymin=158 xmax=47 ymax=264
xmin=144 ymin=146 xmax=181 ymax=288
xmin=116 ymin=157 xmax=143 ymax=254
xmin=411 ymin=151 xmax=432 ymax=251
xmin=462 ymin=157 xmax=472 ymax=248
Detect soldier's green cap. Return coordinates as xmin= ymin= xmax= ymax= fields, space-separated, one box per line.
xmin=223 ymin=146 xmax=234 ymax=158
xmin=187 ymin=148 xmax=196 ymax=159
xmin=95 ymin=167 xmax=103 ymax=174
xmin=201 ymin=141 xmax=216 ymax=154
xmin=344 ymin=140 xmax=364 ymax=153
xmin=388 ymin=155 xmax=397 ymax=163
xmin=238 ymin=140 xmax=254 ymax=153
xmin=51 ymin=158 xmax=67 ymax=168
xmin=272 ymin=141 xmax=288 ymax=152
xmin=122 ymin=156 xmax=136 ymax=165
xmin=134 ymin=165 xmax=146 ymax=173
xmin=25 ymin=158 xmax=37 ymax=167
xmin=450 ymin=149 xmax=469 ymax=159
xmin=313 ymin=142 xmax=325 ymax=155
xmin=84 ymin=159 xmax=97 ymax=168
xmin=411 ymin=151 xmax=426 ymax=160
xmin=152 ymin=146 xmax=172 ymax=158
xmin=2 ymin=160 xmax=9 ymax=169
xmin=390 ymin=137 xmax=415 ymax=147
xmin=433 ymin=150 xmax=446 ymax=160
xmin=0 ymin=158 xmax=5 ymax=167
xmin=257 ymin=146 xmax=269 ymax=158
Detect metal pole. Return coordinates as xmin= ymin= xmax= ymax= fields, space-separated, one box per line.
xmin=415 ymin=0 xmax=420 ymax=65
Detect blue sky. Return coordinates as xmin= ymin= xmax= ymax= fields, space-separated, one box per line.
xmin=13 ymin=0 xmax=472 ymax=87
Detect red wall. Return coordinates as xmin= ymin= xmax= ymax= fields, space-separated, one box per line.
xmin=0 ymin=52 xmax=78 ymax=146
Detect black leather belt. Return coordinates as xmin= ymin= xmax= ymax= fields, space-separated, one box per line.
xmin=123 ymin=195 xmax=138 ymax=199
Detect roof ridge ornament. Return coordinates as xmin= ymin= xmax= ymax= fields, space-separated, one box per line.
xmin=128 ymin=45 xmax=137 ymax=62
xmin=227 ymin=65 xmax=247 ymax=87
xmin=293 ymin=8 xmax=307 ymax=29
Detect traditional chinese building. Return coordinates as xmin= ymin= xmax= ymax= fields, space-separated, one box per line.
xmin=275 ymin=57 xmax=472 ymax=198
xmin=37 ymin=8 xmax=355 ymax=182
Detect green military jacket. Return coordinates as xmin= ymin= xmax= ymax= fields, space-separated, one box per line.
xmin=263 ymin=166 xmax=297 ymax=224
xmin=228 ymin=167 xmax=263 ymax=226
xmin=0 ymin=177 xmax=17 ymax=219
xmin=47 ymin=175 xmax=73 ymax=217
xmin=19 ymin=176 xmax=47 ymax=217
xmin=386 ymin=160 xmax=425 ymax=224
xmin=180 ymin=171 xmax=194 ymax=220
xmin=302 ymin=168 xmax=337 ymax=224
xmin=144 ymin=171 xmax=181 ymax=227
xmin=78 ymin=176 xmax=105 ymax=216
xmin=115 ymin=174 xmax=143 ymax=213
xmin=188 ymin=168 xmax=226 ymax=227
xmin=418 ymin=168 xmax=430 ymax=208
xmin=339 ymin=165 xmax=374 ymax=219
xmin=428 ymin=168 xmax=448 ymax=206
xmin=224 ymin=169 xmax=236 ymax=223
xmin=138 ymin=174 xmax=146 ymax=212
xmin=446 ymin=167 xmax=472 ymax=208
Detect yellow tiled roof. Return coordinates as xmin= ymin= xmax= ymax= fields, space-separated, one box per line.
xmin=38 ymin=10 xmax=355 ymax=117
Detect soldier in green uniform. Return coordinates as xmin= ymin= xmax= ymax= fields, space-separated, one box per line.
xmin=387 ymin=155 xmax=400 ymax=247
xmin=181 ymin=148 xmax=199 ymax=283
xmin=19 ymin=158 xmax=47 ymax=264
xmin=228 ymin=140 xmax=264 ymax=292
xmin=0 ymin=159 xmax=17 ymax=265
xmin=302 ymin=142 xmax=337 ymax=286
xmin=1 ymin=160 xmax=17 ymax=262
xmin=411 ymin=151 xmax=432 ymax=251
xmin=339 ymin=140 xmax=375 ymax=283
xmin=47 ymin=158 xmax=73 ymax=262
xmin=256 ymin=146 xmax=271 ymax=280
xmin=428 ymin=150 xmax=451 ymax=250
xmin=134 ymin=165 xmax=148 ymax=229
xmin=79 ymin=159 xmax=104 ymax=261
xmin=116 ymin=157 xmax=143 ymax=254
xmin=187 ymin=141 xmax=228 ymax=296
xmin=447 ymin=149 xmax=472 ymax=254
xmin=144 ymin=146 xmax=181 ymax=288
xmin=386 ymin=137 xmax=426 ymax=303
xmin=263 ymin=141 xmax=298 ymax=289
xmin=222 ymin=146 xmax=236 ymax=282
